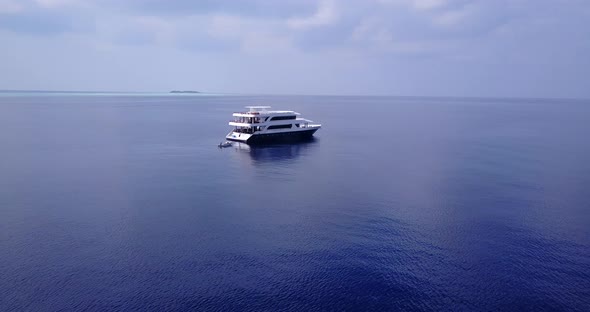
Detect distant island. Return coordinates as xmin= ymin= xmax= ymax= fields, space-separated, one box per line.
xmin=170 ymin=90 xmax=200 ymax=94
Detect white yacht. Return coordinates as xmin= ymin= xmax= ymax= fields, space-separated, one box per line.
xmin=226 ymin=106 xmax=321 ymax=144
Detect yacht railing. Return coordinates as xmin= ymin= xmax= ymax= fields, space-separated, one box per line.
xmin=231 ymin=119 xmax=261 ymax=123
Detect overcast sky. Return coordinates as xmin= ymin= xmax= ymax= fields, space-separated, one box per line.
xmin=0 ymin=0 xmax=589 ymax=97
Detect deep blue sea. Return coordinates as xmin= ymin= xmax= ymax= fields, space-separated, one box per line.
xmin=1 ymin=94 xmax=589 ymax=311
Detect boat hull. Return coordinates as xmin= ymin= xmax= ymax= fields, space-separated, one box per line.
xmin=227 ymin=128 xmax=318 ymax=145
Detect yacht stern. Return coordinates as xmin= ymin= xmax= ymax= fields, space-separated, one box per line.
xmin=226 ymin=131 xmax=251 ymax=143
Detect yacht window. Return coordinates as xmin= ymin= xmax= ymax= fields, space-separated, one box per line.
xmin=267 ymin=124 xmax=292 ymax=130
xmin=270 ymin=115 xmax=296 ymax=121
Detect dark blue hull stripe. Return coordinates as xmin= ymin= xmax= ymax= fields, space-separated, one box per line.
xmin=227 ymin=129 xmax=318 ymax=144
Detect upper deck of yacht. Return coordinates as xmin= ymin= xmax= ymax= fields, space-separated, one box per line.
xmin=232 ymin=106 xmax=300 ymax=117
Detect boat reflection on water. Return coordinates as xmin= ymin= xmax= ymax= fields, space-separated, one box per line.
xmin=230 ymin=137 xmax=319 ymax=164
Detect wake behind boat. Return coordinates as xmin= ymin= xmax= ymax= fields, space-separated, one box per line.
xmin=226 ymin=106 xmax=321 ymax=144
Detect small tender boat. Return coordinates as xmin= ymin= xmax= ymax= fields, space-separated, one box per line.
xmin=218 ymin=141 xmax=233 ymax=148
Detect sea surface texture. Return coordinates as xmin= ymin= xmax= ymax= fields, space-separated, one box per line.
xmin=1 ymin=94 xmax=589 ymax=311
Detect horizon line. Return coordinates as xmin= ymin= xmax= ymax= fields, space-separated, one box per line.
xmin=0 ymin=89 xmax=588 ymax=101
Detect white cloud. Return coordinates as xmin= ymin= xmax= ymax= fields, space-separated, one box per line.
xmin=351 ymin=17 xmax=393 ymax=45
xmin=287 ymin=0 xmax=338 ymax=30
xmin=0 ymin=0 xmax=23 ymax=13
xmin=240 ymin=32 xmax=293 ymax=54
xmin=376 ymin=0 xmax=449 ymax=11
xmin=433 ymin=8 xmax=470 ymax=26
xmin=34 ymin=0 xmax=82 ymax=8
xmin=206 ymin=15 xmax=247 ymax=39
xmin=204 ymin=14 xmax=294 ymax=53
xmin=93 ymin=12 xmax=295 ymax=55
xmin=411 ymin=0 xmax=448 ymax=10
xmin=350 ymin=16 xmax=453 ymax=55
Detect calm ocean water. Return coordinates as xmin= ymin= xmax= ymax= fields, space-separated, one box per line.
xmin=1 ymin=94 xmax=589 ymax=311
